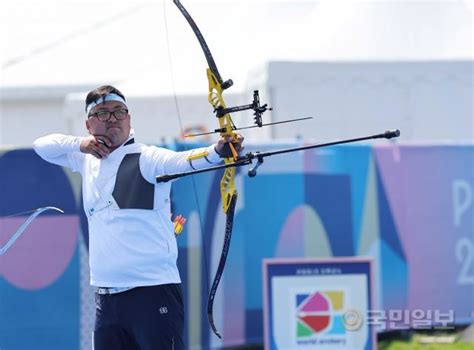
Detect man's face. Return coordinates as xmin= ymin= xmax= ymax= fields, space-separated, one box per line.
xmin=86 ymin=100 xmax=131 ymax=148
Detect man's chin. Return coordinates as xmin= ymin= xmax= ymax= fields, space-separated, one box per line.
xmin=106 ymin=129 xmax=122 ymax=138
xmin=107 ymin=133 xmax=127 ymax=147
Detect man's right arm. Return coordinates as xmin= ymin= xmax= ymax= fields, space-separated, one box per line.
xmin=33 ymin=134 xmax=85 ymax=172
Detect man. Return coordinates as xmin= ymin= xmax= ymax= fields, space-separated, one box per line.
xmin=33 ymin=85 xmax=244 ymax=349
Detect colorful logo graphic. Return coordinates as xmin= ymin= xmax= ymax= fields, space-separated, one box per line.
xmin=296 ymin=291 xmax=346 ymax=337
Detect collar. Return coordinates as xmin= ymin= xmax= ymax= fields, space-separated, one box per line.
xmin=124 ymin=138 xmax=135 ymax=146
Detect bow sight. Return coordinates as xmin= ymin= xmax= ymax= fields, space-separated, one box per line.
xmin=185 ymin=89 xmax=313 ymax=138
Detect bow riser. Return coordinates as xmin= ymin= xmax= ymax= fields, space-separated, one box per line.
xmin=220 ymin=163 xmax=236 ymax=214
xmin=207 ymin=69 xmax=239 ymax=158
xmin=207 ymin=68 xmax=238 ymax=214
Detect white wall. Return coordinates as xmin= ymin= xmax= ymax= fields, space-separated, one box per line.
xmin=248 ymin=61 xmax=473 ymax=142
xmin=0 ymin=85 xmax=244 ymax=146
xmin=0 ymin=85 xmax=95 ymax=146
xmin=1 ymin=99 xmax=64 ymax=146
xmin=1 ymin=60 xmax=473 ymax=146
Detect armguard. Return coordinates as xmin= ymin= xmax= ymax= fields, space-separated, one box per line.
xmin=186 ymin=150 xmax=214 ymax=169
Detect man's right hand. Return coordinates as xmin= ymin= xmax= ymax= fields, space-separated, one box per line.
xmin=80 ymin=135 xmax=112 ymax=159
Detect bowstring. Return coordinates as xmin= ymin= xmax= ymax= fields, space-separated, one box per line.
xmin=162 ymin=0 xmax=212 ymax=306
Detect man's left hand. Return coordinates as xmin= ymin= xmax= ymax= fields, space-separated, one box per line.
xmin=215 ymin=133 xmax=244 ymax=156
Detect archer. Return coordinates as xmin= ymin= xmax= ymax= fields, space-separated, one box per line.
xmin=33 ymin=85 xmax=244 ymax=349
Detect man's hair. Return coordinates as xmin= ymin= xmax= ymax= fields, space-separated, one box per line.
xmin=85 ymin=85 xmax=126 ymax=112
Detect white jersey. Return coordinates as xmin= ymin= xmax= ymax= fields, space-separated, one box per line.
xmin=33 ymin=133 xmax=221 ymax=287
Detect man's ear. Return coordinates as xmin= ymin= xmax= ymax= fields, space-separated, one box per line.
xmin=86 ymin=119 xmax=92 ymax=134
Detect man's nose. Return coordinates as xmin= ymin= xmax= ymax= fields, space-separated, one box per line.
xmin=108 ymin=113 xmax=119 ymax=122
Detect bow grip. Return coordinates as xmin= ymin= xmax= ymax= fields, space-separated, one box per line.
xmin=218 ymin=141 xmax=238 ymax=159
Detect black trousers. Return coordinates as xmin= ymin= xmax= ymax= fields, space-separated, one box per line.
xmin=93 ymin=284 xmax=184 ymax=350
